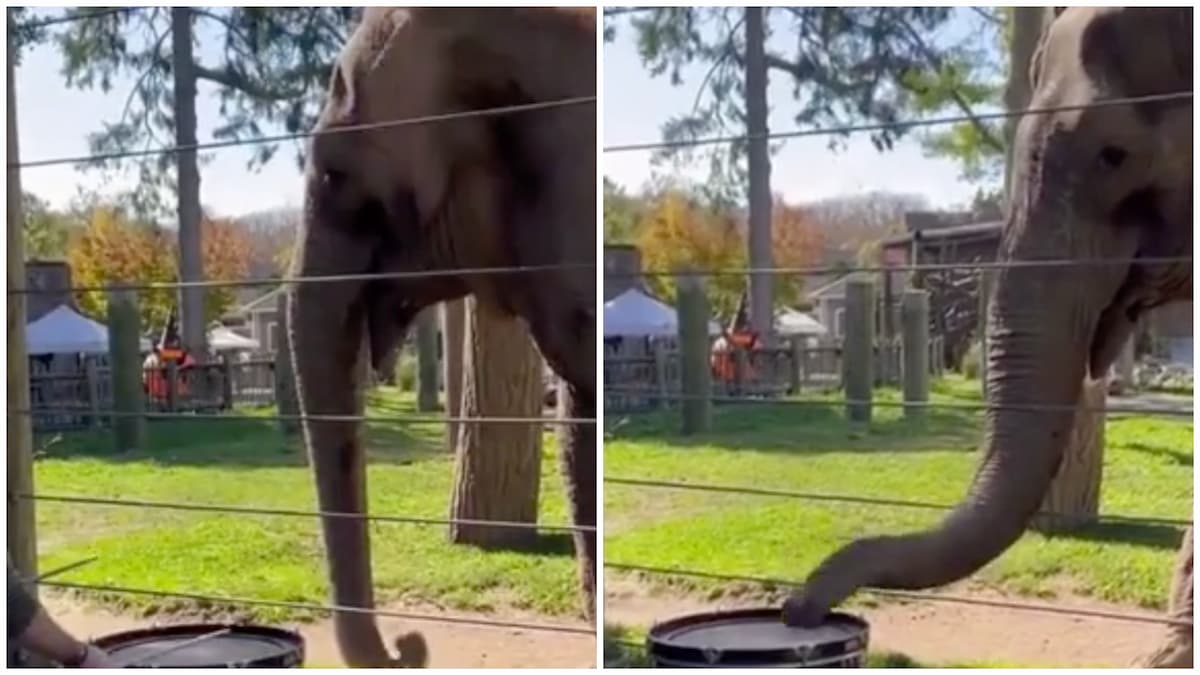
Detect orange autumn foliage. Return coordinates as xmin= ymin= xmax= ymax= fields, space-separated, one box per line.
xmin=67 ymin=206 xmax=252 ymax=330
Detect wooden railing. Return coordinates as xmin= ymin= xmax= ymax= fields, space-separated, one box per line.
xmin=28 ymin=358 xmax=277 ymax=432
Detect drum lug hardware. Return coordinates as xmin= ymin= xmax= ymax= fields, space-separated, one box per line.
xmin=792 ymin=645 xmax=811 ymax=665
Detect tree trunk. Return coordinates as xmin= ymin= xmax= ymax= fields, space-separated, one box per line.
xmin=415 ymin=306 xmax=439 ymax=411
xmin=171 ymin=8 xmax=207 ymax=361
xmin=1032 ymin=377 xmax=1106 ymax=533
xmin=744 ymin=7 xmax=774 ymax=345
xmin=1003 ymin=7 xmax=1051 ymax=204
xmin=449 ymin=298 xmax=543 ymax=548
xmin=441 ymin=299 xmax=465 ymax=451
xmin=7 ymin=19 xmax=39 ymax=589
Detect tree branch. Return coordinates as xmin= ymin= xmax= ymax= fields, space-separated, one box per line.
xmin=117 ymin=28 xmax=170 ymax=130
xmin=896 ymin=16 xmax=1004 ymax=152
xmin=193 ymin=63 xmax=302 ymax=101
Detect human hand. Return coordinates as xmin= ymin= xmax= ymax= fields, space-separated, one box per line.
xmin=78 ymin=644 xmax=118 ymax=668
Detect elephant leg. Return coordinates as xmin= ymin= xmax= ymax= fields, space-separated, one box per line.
xmin=1133 ymin=525 xmax=1193 ymax=668
xmin=558 ymin=382 xmax=596 ymax=622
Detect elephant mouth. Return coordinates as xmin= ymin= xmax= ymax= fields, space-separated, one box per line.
xmin=364 ymin=282 xmax=421 ymax=375
xmin=1089 ymin=275 xmax=1145 ymax=380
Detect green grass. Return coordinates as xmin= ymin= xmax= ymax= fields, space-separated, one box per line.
xmin=32 ymin=388 xmax=579 ymax=623
xmin=604 ymin=375 xmax=1192 ymax=611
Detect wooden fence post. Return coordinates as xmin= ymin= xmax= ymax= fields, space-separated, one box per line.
xmin=733 ymin=347 xmax=748 ymax=396
xmin=415 ymin=306 xmax=440 ymax=412
xmin=652 ymin=340 xmax=669 ymax=411
xmin=220 ymin=353 xmax=234 ymax=409
xmin=844 ymin=278 xmax=875 ymax=423
xmin=274 ymin=289 xmax=301 ymax=436
xmin=85 ymin=358 xmax=101 ymax=428
xmin=902 ymin=289 xmax=930 ymax=419
xmin=788 ymin=336 xmax=803 ymax=395
xmin=108 ymin=288 xmax=144 ymax=452
xmin=165 ymin=361 xmax=178 ymax=412
xmin=7 ymin=25 xmax=38 ymax=586
xmin=676 ymin=273 xmax=712 ymax=434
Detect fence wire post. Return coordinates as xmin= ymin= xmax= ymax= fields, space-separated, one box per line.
xmin=108 ymin=288 xmax=145 ymax=452
xmin=844 ymin=278 xmax=875 ymax=423
xmin=902 ymin=289 xmax=930 ymax=419
xmin=273 ymin=289 xmax=300 ymax=436
xmin=676 ymin=272 xmax=712 ymax=434
xmin=7 ymin=18 xmax=40 ymax=596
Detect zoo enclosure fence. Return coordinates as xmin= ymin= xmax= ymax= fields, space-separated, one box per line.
xmin=7 ymin=17 xmax=1194 ymax=645
xmin=7 ymin=13 xmax=602 ymax=638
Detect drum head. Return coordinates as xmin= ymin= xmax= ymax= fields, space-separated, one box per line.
xmin=94 ymin=623 xmax=304 ymax=668
xmin=648 ymin=607 xmax=868 ymax=667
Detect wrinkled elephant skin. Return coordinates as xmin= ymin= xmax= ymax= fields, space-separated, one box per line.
xmin=784 ymin=7 xmax=1192 ymax=668
xmin=287 ymin=8 xmax=595 ymax=668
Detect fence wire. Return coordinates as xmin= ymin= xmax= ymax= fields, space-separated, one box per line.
xmin=602 ymin=477 xmax=1191 ymax=528
xmin=37 ymin=579 xmax=594 ymax=637
xmin=603 ymin=91 xmax=1192 ymax=154
xmin=11 ymin=256 xmax=1190 ymax=297
xmin=12 ymin=96 xmax=596 ymax=171
xmin=17 ymin=493 xmax=594 ymax=534
xmin=601 ymin=390 xmax=1192 ymax=418
xmin=603 ymin=563 xmax=1192 ymax=629
xmin=12 ymin=407 xmax=594 ymax=426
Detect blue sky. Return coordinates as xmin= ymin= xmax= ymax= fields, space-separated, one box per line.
xmin=15 ymin=7 xmax=999 ymax=219
xmin=603 ymin=7 xmax=999 ymax=208
xmin=14 ymin=8 xmax=308 ymax=218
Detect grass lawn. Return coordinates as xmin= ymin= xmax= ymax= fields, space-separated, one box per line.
xmin=604 ymin=375 xmax=1193 ymax=611
xmin=30 ymin=388 xmax=580 ymax=622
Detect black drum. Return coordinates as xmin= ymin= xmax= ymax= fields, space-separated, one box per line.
xmin=647 ymin=608 xmax=868 ymax=668
xmin=93 ymin=623 xmax=304 ymax=668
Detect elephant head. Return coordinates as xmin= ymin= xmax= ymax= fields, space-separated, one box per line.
xmin=785 ymin=6 xmax=1191 ymax=627
xmin=287 ymin=8 xmax=596 ymax=667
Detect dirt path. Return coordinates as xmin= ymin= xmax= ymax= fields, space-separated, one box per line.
xmin=43 ymin=595 xmax=595 ymax=668
xmin=604 ymin=579 xmax=1167 ymax=668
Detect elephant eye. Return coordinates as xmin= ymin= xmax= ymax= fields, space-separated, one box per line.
xmin=322 ymin=168 xmax=348 ymax=191
xmin=1098 ymin=146 xmax=1127 ymax=169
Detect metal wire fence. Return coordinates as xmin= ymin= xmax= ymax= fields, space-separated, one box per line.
xmin=596 ymin=89 xmax=1193 ymax=643
xmin=7 ymin=36 xmax=1193 ymax=652
xmin=7 ymin=68 xmax=600 ymax=643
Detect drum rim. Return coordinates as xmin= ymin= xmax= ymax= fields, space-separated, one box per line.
xmin=92 ymin=622 xmax=305 ymax=667
xmin=646 ymin=607 xmax=868 ymax=667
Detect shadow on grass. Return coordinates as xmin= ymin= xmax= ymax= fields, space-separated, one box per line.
xmin=1052 ymin=521 xmax=1189 ymax=551
xmin=607 ymin=402 xmax=981 ymax=456
xmin=456 ymin=532 xmax=577 ymax=558
xmin=1122 ymin=441 xmax=1194 ymax=467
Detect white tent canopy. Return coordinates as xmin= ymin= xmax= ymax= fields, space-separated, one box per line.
xmin=775 ymin=307 xmax=828 ymax=337
xmin=26 ymin=304 xmax=152 ymax=355
xmin=603 ymin=288 xmax=720 ymax=337
xmin=209 ymin=325 xmax=261 ymax=352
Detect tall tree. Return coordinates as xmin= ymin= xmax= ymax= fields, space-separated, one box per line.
xmin=607 ymin=7 xmax=997 ymax=337
xmin=46 ymin=6 xmax=356 ymax=357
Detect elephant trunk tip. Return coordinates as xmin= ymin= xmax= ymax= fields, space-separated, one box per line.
xmin=394 ymin=631 xmax=429 ymax=668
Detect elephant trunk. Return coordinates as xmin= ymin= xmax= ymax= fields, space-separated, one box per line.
xmin=287 ymin=217 xmax=428 ymax=668
xmin=786 ymin=214 xmax=1122 ymax=624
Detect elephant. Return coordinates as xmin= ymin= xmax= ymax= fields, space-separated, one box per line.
xmin=286 ymin=7 xmax=596 ymax=668
xmin=783 ymin=6 xmax=1193 ymax=668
